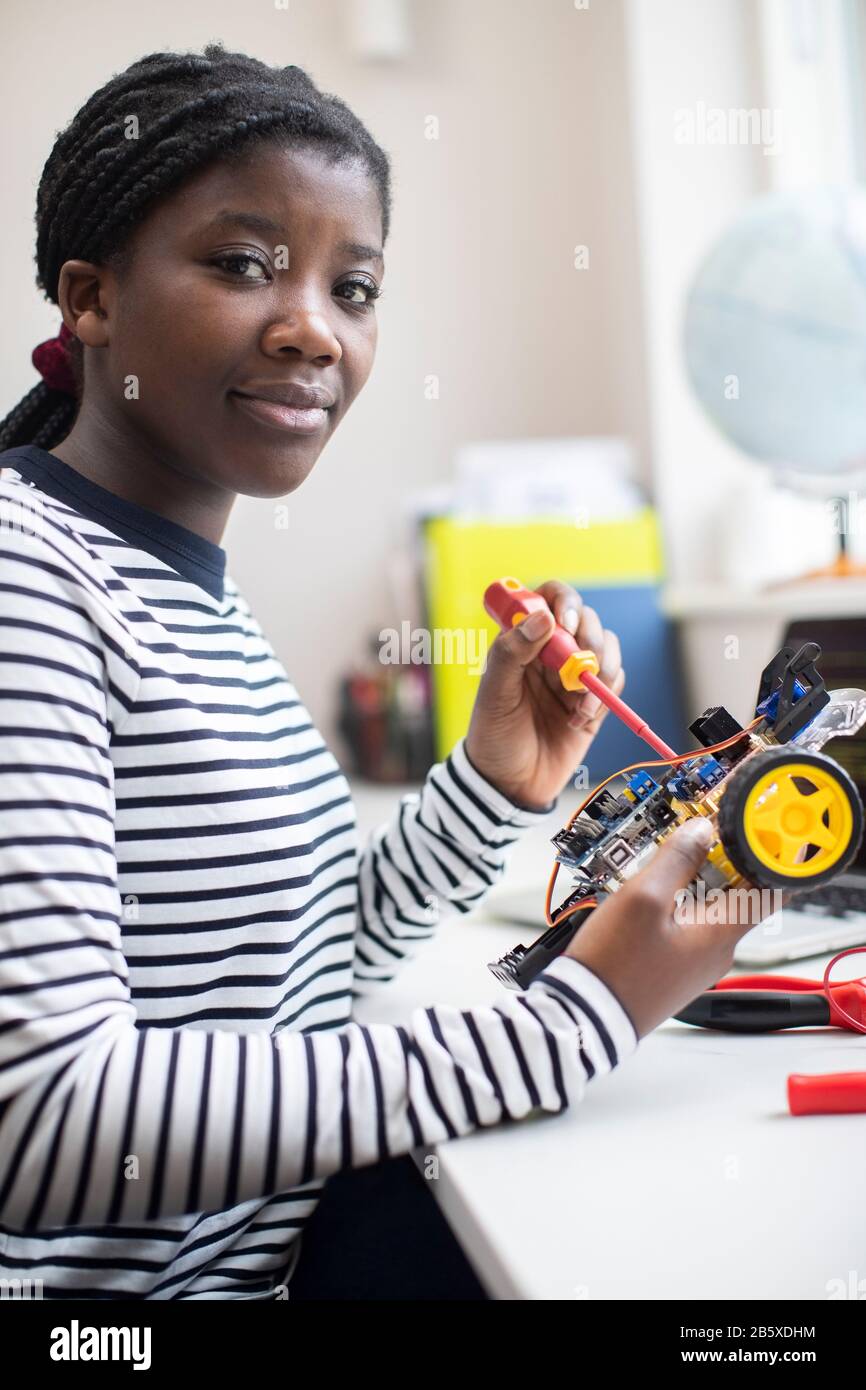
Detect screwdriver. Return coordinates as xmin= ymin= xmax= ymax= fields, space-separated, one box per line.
xmin=483 ymin=576 xmax=677 ymax=760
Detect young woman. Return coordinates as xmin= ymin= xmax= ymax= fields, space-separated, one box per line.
xmin=0 ymin=44 xmax=755 ymax=1300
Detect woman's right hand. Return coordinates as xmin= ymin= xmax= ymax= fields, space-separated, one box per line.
xmin=565 ymin=818 xmax=776 ymax=1039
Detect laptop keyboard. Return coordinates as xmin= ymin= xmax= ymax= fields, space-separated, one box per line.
xmin=789 ymin=877 xmax=866 ymax=915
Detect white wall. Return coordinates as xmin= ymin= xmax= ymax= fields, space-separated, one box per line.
xmin=623 ymin=0 xmax=770 ymax=587
xmin=1 ymin=0 xmax=648 ymax=750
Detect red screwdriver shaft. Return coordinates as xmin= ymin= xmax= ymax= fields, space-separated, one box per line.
xmin=578 ymin=670 xmax=677 ymax=759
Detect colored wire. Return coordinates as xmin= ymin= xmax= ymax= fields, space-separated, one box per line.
xmin=544 ymin=717 xmax=765 ymax=928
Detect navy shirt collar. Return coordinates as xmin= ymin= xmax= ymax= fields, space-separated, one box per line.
xmin=0 ymin=445 xmax=227 ymax=602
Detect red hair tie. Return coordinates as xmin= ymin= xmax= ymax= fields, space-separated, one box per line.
xmin=32 ymin=322 xmax=77 ymax=397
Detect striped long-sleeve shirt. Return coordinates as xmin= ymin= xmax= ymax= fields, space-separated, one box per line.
xmin=0 ymin=443 xmax=637 ymax=1300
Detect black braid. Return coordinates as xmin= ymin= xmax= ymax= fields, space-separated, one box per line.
xmin=0 ymin=383 xmax=78 ymax=452
xmin=2 ymin=42 xmax=392 ymax=452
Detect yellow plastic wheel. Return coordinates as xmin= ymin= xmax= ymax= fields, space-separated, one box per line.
xmin=717 ymin=748 xmax=864 ymax=890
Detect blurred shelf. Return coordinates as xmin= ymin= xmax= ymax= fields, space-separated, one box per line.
xmin=662 ymin=579 xmax=866 ymax=619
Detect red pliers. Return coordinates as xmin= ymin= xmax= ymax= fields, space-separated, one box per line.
xmin=675 ymin=973 xmax=866 ymax=1034
xmin=675 ymin=968 xmax=866 ymax=1115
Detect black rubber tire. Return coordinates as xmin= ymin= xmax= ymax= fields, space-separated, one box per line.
xmin=716 ymin=747 xmax=864 ymax=891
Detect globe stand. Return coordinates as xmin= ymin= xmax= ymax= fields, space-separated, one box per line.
xmin=811 ymin=494 xmax=861 ymax=575
xmin=801 ymin=550 xmax=866 ymax=580
xmin=766 ymin=493 xmax=866 ymax=586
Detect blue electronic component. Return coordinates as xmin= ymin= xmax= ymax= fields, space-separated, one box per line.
xmin=666 ymin=754 xmax=724 ymax=800
xmin=667 ymin=774 xmax=691 ymax=799
xmin=756 ymin=677 xmax=807 ymax=724
xmin=625 ymin=770 xmax=659 ymax=800
xmin=695 ymin=756 xmax=724 ymax=787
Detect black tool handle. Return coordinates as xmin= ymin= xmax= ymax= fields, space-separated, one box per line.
xmin=675 ymin=990 xmax=831 ymax=1033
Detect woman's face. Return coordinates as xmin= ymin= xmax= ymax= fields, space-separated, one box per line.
xmin=77 ymin=143 xmax=384 ymax=500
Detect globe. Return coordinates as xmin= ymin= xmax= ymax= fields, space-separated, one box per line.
xmin=683 ymin=185 xmax=866 ymax=493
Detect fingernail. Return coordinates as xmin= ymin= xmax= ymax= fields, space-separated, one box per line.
xmin=562 ymin=606 xmax=579 ymax=634
xmin=581 ymin=694 xmax=601 ymax=720
xmin=682 ymin=817 xmax=714 ymax=846
xmin=519 ymin=610 xmax=552 ymax=640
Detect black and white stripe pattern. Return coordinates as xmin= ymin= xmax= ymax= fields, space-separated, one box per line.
xmin=0 ymin=458 xmax=636 ymax=1299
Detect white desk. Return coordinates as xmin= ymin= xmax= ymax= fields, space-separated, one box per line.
xmin=350 ymin=781 xmax=866 ymax=1301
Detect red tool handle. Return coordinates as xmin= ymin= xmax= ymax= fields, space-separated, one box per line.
xmin=483 ymin=577 xmax=677 ymax=760
xmin=788 ymin=1072 xmax=866 ymax=1115
xmin=483 ymin=579 xmax=582 ymax=677
xmin=714 ymin=974 xmax=823 ymax=993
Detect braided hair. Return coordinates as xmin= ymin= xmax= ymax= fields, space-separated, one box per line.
xmin=1 ymin=42 xmax=392 ymax=452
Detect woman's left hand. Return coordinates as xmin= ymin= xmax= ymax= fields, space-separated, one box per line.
xmin=464 ymin=580 xmax=625 ymax=811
